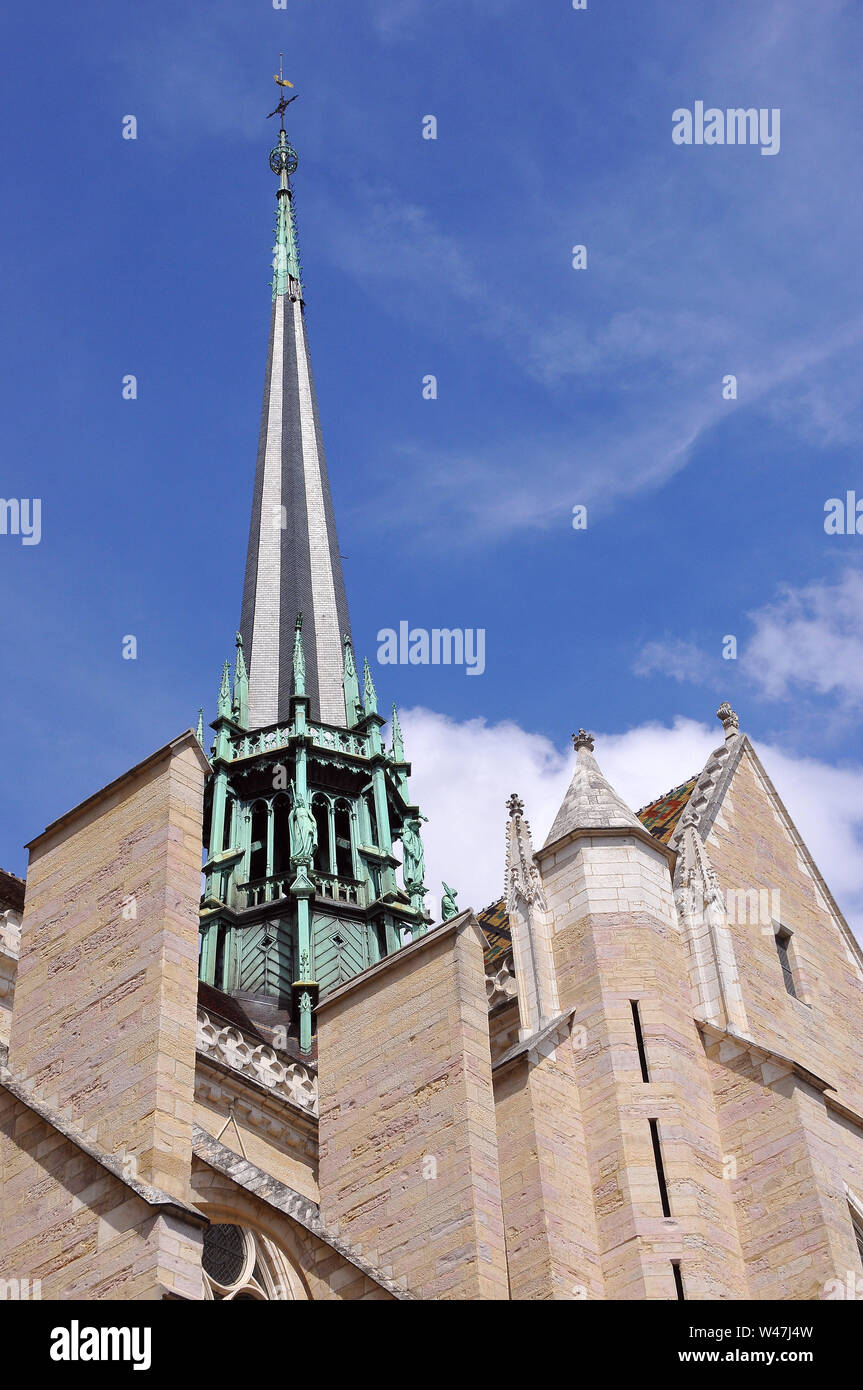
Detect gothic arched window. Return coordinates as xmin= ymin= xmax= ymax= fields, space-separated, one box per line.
xmin=272 ymin=795 xmax=291 ymax=876
xmin=312 ymin=795 xmax=331 ymax=874
xmin=363 ymin=790 xmax=378 ymax=848
xmin=333 ymin=799 xmax=355 ymax=879
xmin=222 ymin=798 xmax=235 ymax=854
xmin=249 ymin=802 xmax=268 ymax=882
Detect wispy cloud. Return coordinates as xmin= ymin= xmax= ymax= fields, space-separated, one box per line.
xmin=743 ymin=566 xmax=863 ymax=707
xmin=634 ymin=639 xmax=715 ymax=684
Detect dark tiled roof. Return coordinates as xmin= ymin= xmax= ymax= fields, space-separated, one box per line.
xmin=476 ymin=898 xmax=510 ymax=969
xmin=636 ymin=777 xmax=698 ymax=845
xmin=197 ymin=981 xmax=270 ymax=1042
xmin=197 ymin=981 xmax=318 ymax=1063
xmin=0 ymin=869 xmax=25 ymax=913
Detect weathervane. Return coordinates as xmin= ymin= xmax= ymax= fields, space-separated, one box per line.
xmin=267 ymin=53 xmax=299 ymax=128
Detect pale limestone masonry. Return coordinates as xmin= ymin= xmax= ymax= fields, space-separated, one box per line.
xmin=3 ymin=707 xmax=863 ymax=1299
xmin=316 ymin=912 xmax=510 ymax=1300
xmin=1 ymin=733 xmax=398 ymax=1301
xmin=0 ymin=907 xmax=20 ymax=1049
xmin=7 ymin=733 xmax=209 ymax=1204
xmin=0 ymin=1064 xmax=207 ymax=1300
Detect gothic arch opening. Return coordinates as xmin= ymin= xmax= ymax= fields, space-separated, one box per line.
xmin=201 ymin=1221 xmax=308 ymax=1301
xmin=311 ymin=794 xmax=331 ymax=874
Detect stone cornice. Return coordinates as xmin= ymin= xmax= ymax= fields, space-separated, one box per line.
xmin=825 ymin=1094 xmax=863 ymax=1134
xmin=192 ymin=1127 xmax=413 ymax=1299
xmin=536 ymin=821 xmax=676 ymax=869
xmin=0 ymin=1063 xmax=207 ymax=1228
xmin=492 ymin=1008 xmax=577 ymax=1076
xmin=697 ymin=1020 xmax=834 ymax=1094
xmin=196 ymin=1008 xmax=318 ymax=1117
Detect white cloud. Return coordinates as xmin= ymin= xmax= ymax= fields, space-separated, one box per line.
xmin=401 ymin=707 xmax=863 ymax=941
xmin=743 ymin=567 xmax=863 ymax=706
xmin=634 ymin=638 xmax=714 ymax=684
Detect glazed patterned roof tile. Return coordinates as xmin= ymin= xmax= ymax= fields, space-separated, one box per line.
xmin=636 ymin=776 xmax=698 ymax=845
xmin=477 ymin=898 xmax=510 ymax=968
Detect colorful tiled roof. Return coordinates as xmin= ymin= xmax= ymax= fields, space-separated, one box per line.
xmin=476 ymin=898 xmax=510 ymax=969
xmin=636 ymin=776 xmax=698 ymax=844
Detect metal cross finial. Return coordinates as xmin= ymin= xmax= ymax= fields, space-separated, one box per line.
xmin=573 ymin=728 xmax=595 ymax=752
xmin=268 ymin=57 xmax=299 ymax=126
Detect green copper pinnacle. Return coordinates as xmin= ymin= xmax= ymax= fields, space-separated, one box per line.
xmin=270 ymin=127 xmax=302 ymax=299
xmin=217 ymin=659 xmax=232 ymax=719
xmin=363 ymin=658 xmax=379 ymax=716
xmin=292 ymin=614 xmax=306 ymax=697
xmin=233 ymin=633 xmax=249 ymax=728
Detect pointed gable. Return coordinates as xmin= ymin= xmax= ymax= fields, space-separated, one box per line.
xmin=674 ymin=704 xmax=863 ymax=1117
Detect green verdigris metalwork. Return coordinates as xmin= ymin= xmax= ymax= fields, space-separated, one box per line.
xmin=197 ymin=615 xmax=436 ymax=1053
xmin=441 ymin=882 xmax=459 ymax=922
xmin=270 ymin=127 xmax=302 ymax=299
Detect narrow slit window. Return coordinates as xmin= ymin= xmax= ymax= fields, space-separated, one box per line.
xmin=630 ymin=1000 xmax=650 ymax=1083
xmin=649 ymin=1118 xmax=672 ymax=1217
xmin=774 ymin=929 xmax=798 ymax=998
xmin=851 ymin=1205 xmax=863 ymax=1269
xmin=671 ymin=1261 xmax=685 ymax=1301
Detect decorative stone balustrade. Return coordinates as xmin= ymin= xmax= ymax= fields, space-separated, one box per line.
xmin=196 ymin=1008 xmax=318 ymax=1115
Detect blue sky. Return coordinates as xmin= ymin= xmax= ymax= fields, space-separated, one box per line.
xmin=3 ymin=0 xmax=863 ymax=929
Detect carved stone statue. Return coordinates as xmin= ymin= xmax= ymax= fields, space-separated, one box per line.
xmin=289 ymin=783 xmax=317 ymax=866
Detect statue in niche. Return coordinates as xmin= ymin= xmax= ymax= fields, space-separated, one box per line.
xmin=289 ymin=783 xmax=317 ymax=866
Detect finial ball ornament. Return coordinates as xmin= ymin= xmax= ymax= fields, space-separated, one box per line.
xmin=506 ymin=793 xmax=524 ymax=818
xmin=270 ymin=144 xmax=298 ymax=176
xmin=572 ymin=729 xmax=595 ymax=752
xmin=716 ymin=701 xmax=739 ymax=735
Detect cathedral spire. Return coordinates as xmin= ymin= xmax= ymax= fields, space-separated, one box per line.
xmin=239 ymin=84 xmax=353 ymax=731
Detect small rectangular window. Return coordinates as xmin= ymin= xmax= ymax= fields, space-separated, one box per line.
xmin=774 ymin=929 xmax=798 ymax=998
xmin=671 ymin=1261 xmax=685 ymax=1301
xmin=630 ymin=1000 xmax=650 ymax=1083
xmin=649 ymin=1118 xmax=672 ymax=1217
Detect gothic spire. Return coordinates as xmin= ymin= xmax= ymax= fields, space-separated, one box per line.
xmin=543 ymin=729 xmax=642 ymax=847
xmin=239 ymin=92 xmax=353 ymax=730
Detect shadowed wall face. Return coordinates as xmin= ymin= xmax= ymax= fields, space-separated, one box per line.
xmin=8 ymin=734 xmax=208 ymax=1203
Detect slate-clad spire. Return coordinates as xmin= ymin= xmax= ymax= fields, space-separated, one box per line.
xmin=239 ymin=119 xmax=352 ymax=730
xmin=543 ymin=729 xmax=643 ymax=848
